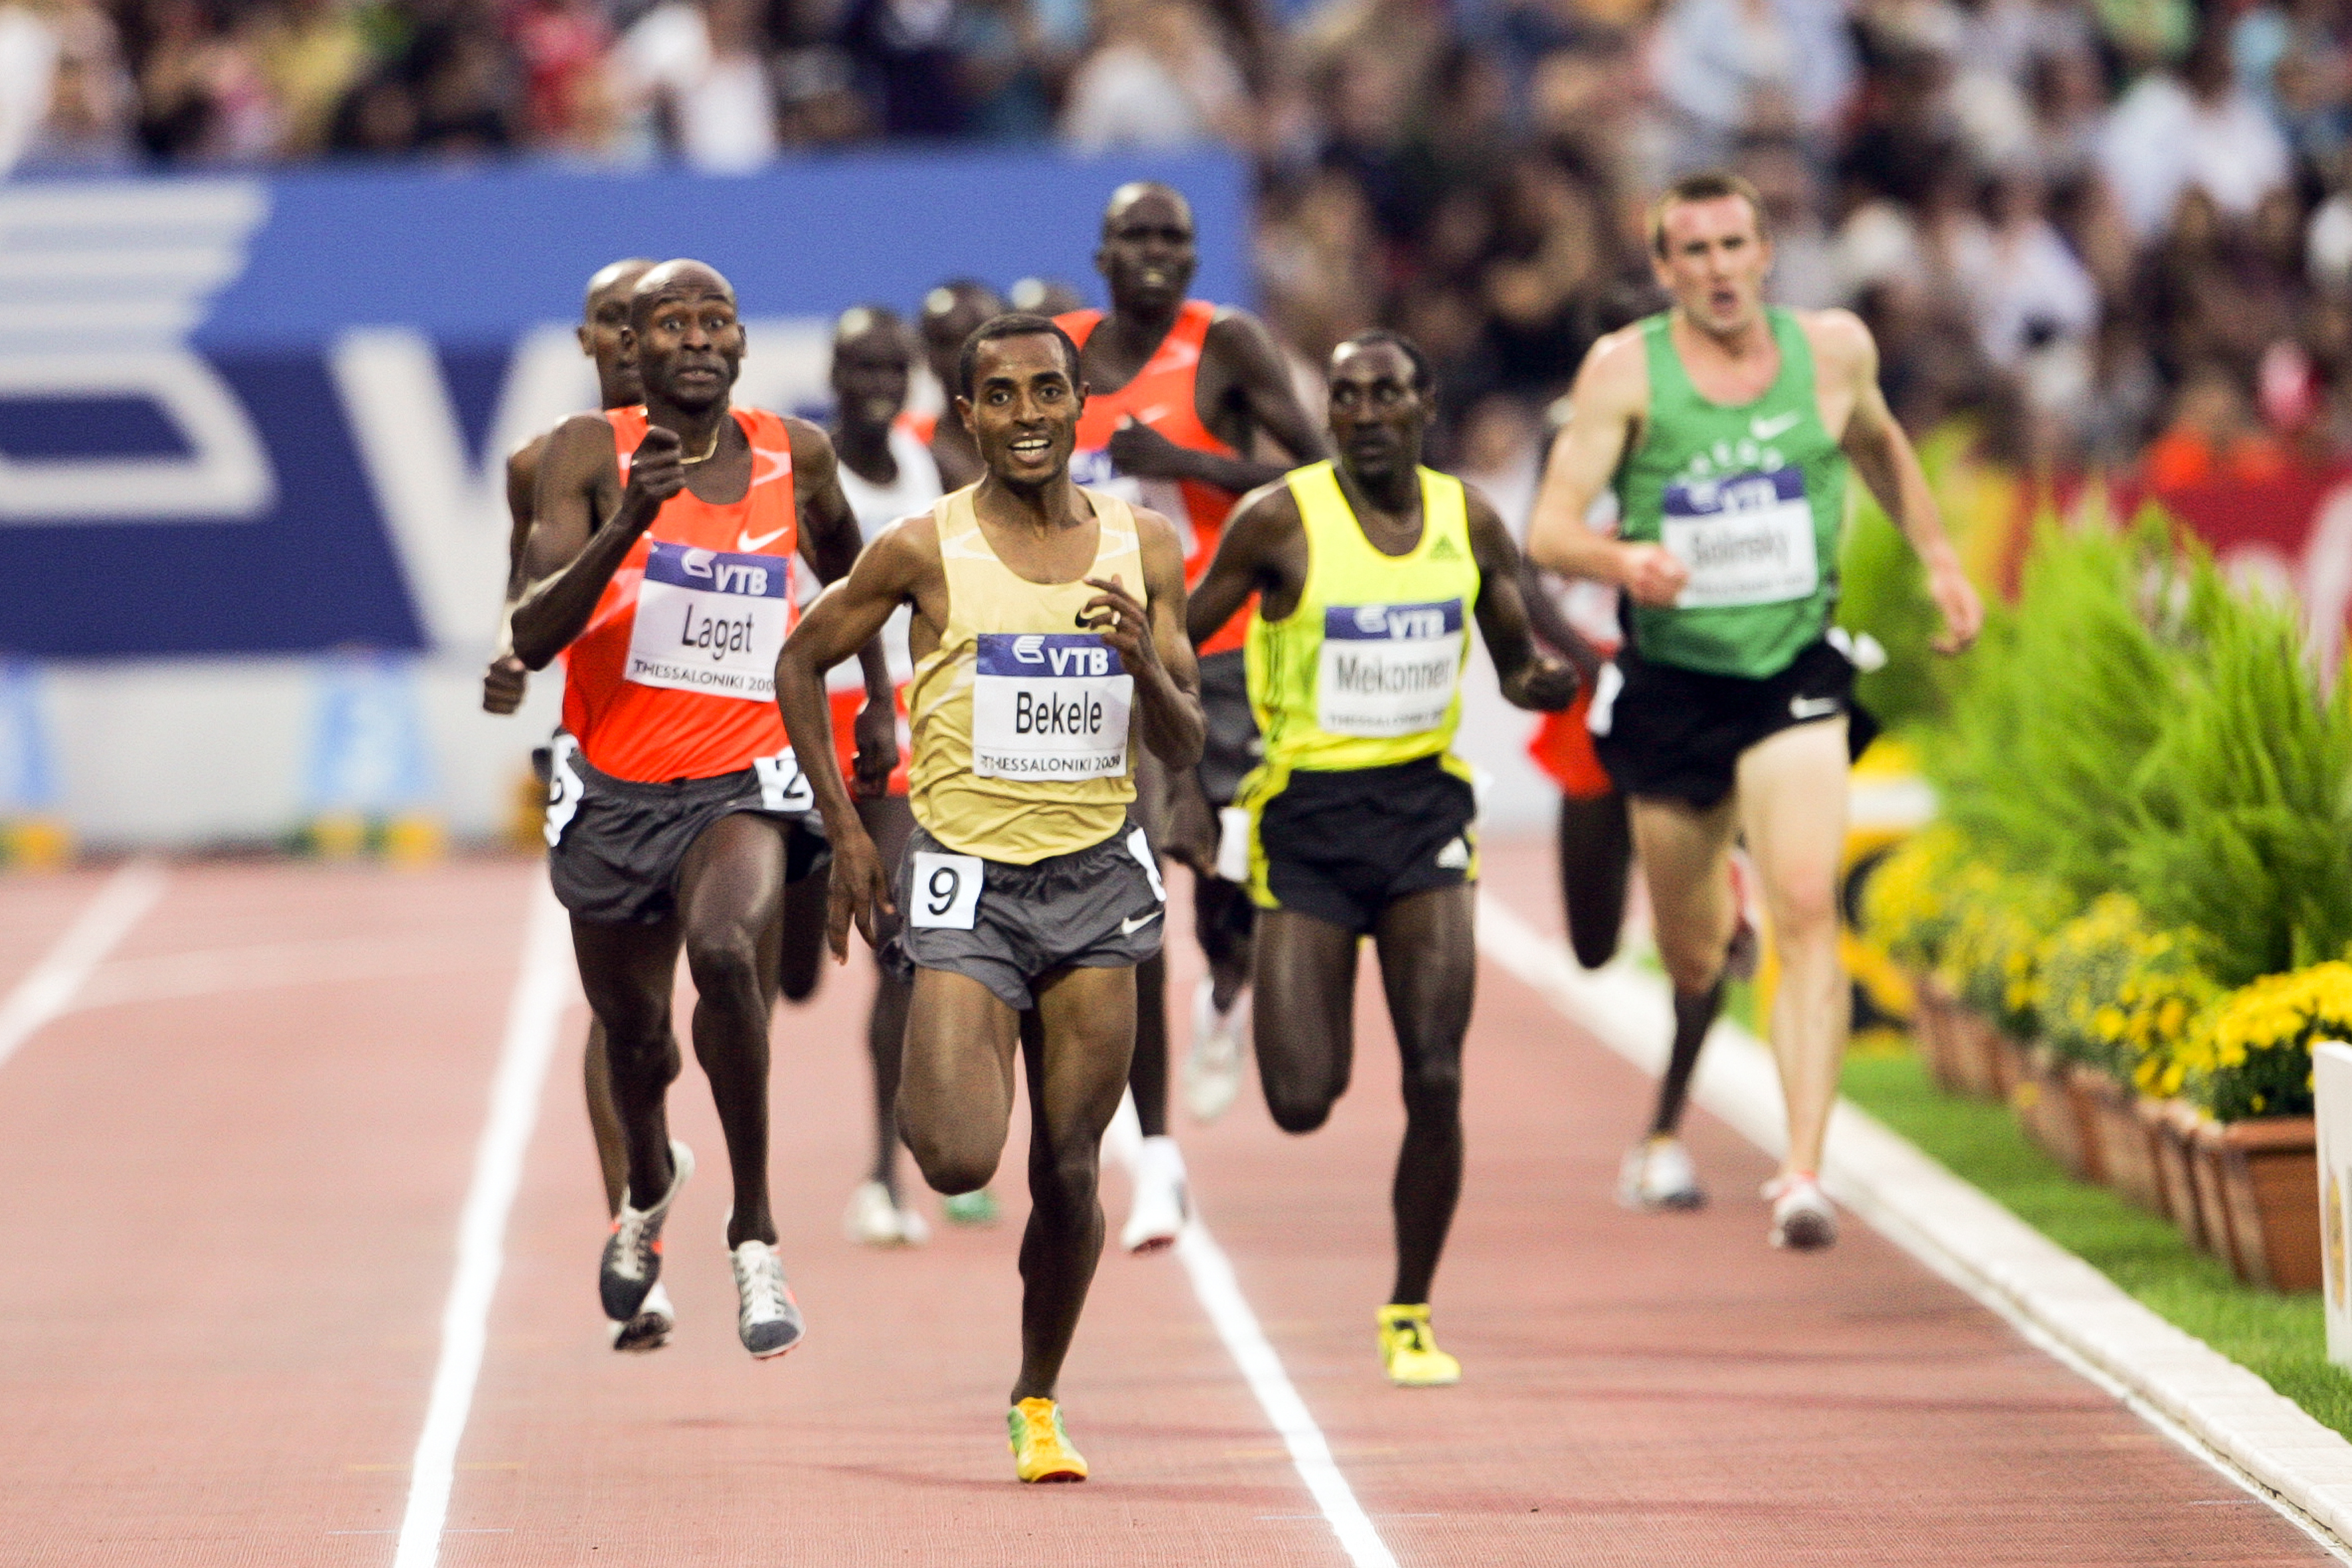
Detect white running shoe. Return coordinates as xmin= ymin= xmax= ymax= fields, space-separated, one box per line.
xmin=1183 ymin=978 xmax=1249 ymax=1124
xmin=842 ymin=1180 xmax=931 ymax=1247
xmin=729 ymin=1236 xmax=807 ymax=1358
xmin=1121 ymin=1135 xmax=1189 ymax=1254
xmin=599 ymin=1139 xmax=692 ymax=1322
xmin=608 ymin=1281 xmax=674 ymax=1354
xmin=1617 ymin=1134 xmax=1705 ymax=1210
xmin=1767 ymin=1173 xmax=1838 ymax=1251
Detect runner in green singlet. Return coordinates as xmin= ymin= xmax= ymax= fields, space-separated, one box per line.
xmin=1526 ymin=171 xmax=1982 ymax=1250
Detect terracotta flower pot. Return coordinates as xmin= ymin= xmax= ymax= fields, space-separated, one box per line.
xmin=1992 ymin=1031 xmax=2029 ymax=1101
xmin=2071 ymin=1065 xmax=2156 ymax=1204
xmin=2011 ymin=1045 xmax=2102 ymax=1182
xmin=1942 ymin=1004 xmax=2009 ymax=1101
xmin=2190 ymin=1116 xmax=2321 ymax=1292
xmin=2146 ymin=1099 xmax=2208 ymax=1249
xmin=1908 ymin=973 xmax=1970 ymax=1096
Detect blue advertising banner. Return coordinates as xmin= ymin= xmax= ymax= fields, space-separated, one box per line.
xmin=0 ymin=150 xmax=1251 ymax=660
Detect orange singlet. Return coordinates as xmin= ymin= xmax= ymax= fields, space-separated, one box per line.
xmin=1058 ymin=300 xmax=1253 ymax=654
xmin=560 ymin=406 xmax=800 ymax=783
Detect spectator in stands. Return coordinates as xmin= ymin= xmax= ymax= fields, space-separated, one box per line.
xmin=616 ymin=0 xmax=777 ymax=170
xmin=1059 ymin=0 xmax=1250 ymax=151
xmin=2102 ymin=23 xmax=2291 ymax=240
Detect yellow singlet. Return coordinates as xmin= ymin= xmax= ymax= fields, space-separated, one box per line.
xmin=906 ymin=486 xmax=1143 ymax=864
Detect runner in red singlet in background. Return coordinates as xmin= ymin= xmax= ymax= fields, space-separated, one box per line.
xmin=512 ymin=260 xmax=871 ymax=1361
xmin=1056 ymin=181 xmax=1327 ymax=1252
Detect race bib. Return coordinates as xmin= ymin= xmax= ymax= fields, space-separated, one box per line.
xmin=1316 ymin=599 xmax=1463 ymax=738
xmin=543 ymin=733 xmax=584 ymax=848
xmin=625 ymin=541 xmax=791 ymax=700
xmin=753 ymin=748 xmax=813 ymax=813
xmin=908 ymin=849 xmax=983 ymax=929
xmin=971 ymin=633 xmax=1133 ymax=779
xmin=1660 ymin=469 xmax=1818 ymax=608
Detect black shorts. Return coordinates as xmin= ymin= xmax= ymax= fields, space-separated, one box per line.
xmin=1247 ymin=754 xmax=1478 ymax=935
xmin=1589 ymin=637 xmax=1879 ymax=811
xmin=883 ymin=819 xmax=1166 ymax=1011
xmin=1196 ymin=649 xmax=1263 ymax=809
xmin=544 ymin=738 xmax=828 ymax=925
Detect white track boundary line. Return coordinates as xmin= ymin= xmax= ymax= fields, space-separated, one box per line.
xmin=1476 ymin=890 xmax=2352 ymax=1562
xmin=1105 ymin=1098 xmax=1399 ymax=1568
xmin=393 ymin=874 xmax=576 ymax=1568
xmin=0 ymin=858 xmax=168 ymax=1073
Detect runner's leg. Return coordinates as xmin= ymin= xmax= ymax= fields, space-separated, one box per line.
xmin=775 ymin=862 xmax=828 ymax=1004
xmin=1014 ymin=964 xmax=1137 ymax=1401
xmin=1628 ymin=791 xmax=1739 ymax=1130
xmin=1557 ymin=790 xmax=1633 ymax=971
xmin=1195 ymin=876 xmax=1255 ymax=1011
xmin=570 ymin=917 xmax=686 ymax=1211
xmin=1733 ymin=720 xmax=1851 ymax=1177
xmin=584 ymin=1022 xmax=625 ymax=1215
xmin=1252 ymin=909 xmax=1358 ymax=1133
xmin=1131 ymin=954 xmax=1170 ymax=1137
xmin=673 ymin=812 xmax=789 ymax=1249
xmin=1370 ymin=884 xmax=1474 ymax=1306
xmin=898 ymin=969 xmax=1023 ymax=1196
xmin=858 ymin=795 xmax=917 ymax=1196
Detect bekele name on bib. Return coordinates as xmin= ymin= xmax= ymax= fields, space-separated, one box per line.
xmin=971 ymin=632 xmax=1133 ymax=779
xmin=1317 ymin=598 xmax=1463 ymax=737
xmin=627 ymin=540 xmax=794 ymax=699
xmin=1660 ymin=468 xmax=1818 ymax=609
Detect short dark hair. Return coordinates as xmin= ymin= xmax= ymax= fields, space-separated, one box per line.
xmin=1648 ymin=172 xmax=1768 ymax=256
xmin=1334 ymin=329 xmax=1434 ymax=393
xmin=957 ymin=313 xmax=1083 ymax=400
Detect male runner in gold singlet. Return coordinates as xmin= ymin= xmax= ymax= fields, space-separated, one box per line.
xmin=777 ymin=314 xmax=1204 ymax=1482
xmin=1528 ymin=173 xmax=1980 ymax=1248
xmin=1188 ymin=332 xmax=1577 ymax=1385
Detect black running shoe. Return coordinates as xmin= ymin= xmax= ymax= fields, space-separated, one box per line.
xmin=599 ymin=1139 xmax=692 ymax=1321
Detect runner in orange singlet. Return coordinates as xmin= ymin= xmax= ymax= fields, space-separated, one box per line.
xmin=1056 ymin=181 xmax=1326 ymax=1253
xmin=512 ymin=260 xmax=872 ymax=1362
xmin=915 ymin=279 xmax=1004 ymax=489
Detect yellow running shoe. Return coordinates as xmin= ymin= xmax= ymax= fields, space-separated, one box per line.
xmin=1377 ymin=1304 xmax=1461 ymax=1387
xmin=1008 ymin=1397 xmax=1089 ymax=1483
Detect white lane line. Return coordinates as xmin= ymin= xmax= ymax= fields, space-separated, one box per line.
xmin=1475 ymin=890 xmax=2352 ymax=1565
xmin=393 ymin=875 xmax=576 ymax=1568
xmin=0 ymin=858 xmax=168 ymax=1073
xmin=1105 ymin=1098 xmax=1399 ymax=1568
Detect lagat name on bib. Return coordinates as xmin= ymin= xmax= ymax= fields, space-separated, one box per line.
xmin=627 ymin=541 xmax=794 ymax=699
xmin=971 ymin=631 xmax=1133 ymax=779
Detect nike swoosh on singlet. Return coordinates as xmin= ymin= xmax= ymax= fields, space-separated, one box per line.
xmin=1119 ymin=909 xmax=1164 ymax=936
xmin=1750 ymin=411 xmax=1802 ymax=441
xmin=738 ymin=524 xmax=791 ymax=552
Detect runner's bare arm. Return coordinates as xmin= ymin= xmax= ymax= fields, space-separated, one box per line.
xmin=777 ymin=519 xmax=933 ymax=957
xmin=1816 ymin=311 xmax=1983 ymax=654
xmin=1516 ymin=558 xmax=1605 ymax=685
xmin=1085 ymin=507 xmax=1205 ymax=770
xmin=791 ymin=419 xmax=900 ymax=794
xmin=1108 ymin=311 xmax=1322 ymax=492
xmin=1466 ymin=491 xmax=1579 ymax=712
xmin=1186 ymin=481 xmax=1305 ymax=644
xmin=483 ymin=433 xmax=546 ymax=713
xmin=512 ymin=414 xmax=680 ymax=669
xmin=1526 ymin=329 xmax=1686 ymax=606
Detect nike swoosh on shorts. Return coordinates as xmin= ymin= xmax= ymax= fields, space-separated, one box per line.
xmin=1790 ymin=695 xmax=1842 ymax=720
xmin=1119 ymin=909 xmax=1164 ymax=936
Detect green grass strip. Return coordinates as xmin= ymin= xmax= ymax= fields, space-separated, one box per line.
xmin=1840 ymin=1048 xmax=2352 ymax=1440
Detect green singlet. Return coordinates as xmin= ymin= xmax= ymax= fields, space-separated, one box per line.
xmin=1611 ymin=307 xmax=1847 ymax=680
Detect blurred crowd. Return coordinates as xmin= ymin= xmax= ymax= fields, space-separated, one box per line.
xmin=5 ymin=0 xmax=2351 ymax=479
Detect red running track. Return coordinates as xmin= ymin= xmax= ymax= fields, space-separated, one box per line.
xmin=0 ymin=844 xmax=2331 ymax=1566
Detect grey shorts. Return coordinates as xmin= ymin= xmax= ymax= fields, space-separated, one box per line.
xmin=1196 ymin=649 xmax=1262 ymax=808
xmin=883 ymin=819 xmax=1166 ymax=1010
xmin=545 ymin=738 xmax=828 ymax=925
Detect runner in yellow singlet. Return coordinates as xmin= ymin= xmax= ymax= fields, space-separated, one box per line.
xmin=777 ymin=314 xmax=1204 ymax=1483
xmin=1188 ymin=331 xmax=1577 ymax=1387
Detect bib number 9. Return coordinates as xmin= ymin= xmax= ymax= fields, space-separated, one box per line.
xmin=909 ymin=850 xmax=984 ymax=930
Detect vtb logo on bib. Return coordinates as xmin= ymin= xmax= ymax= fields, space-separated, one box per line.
xmin=1318 ymin=598 xmax=1463 ymax=738
xmin=972 ymin=632 xmax=1132 ymax=779
xmin=627 ymin=541 xmax=793 ymax=700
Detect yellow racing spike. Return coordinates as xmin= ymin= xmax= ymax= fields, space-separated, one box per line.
xmin=1377 ymin=1303 xmax=1462 ymax=1387
xmin=1008 ymin=1397 xmax=1089 ymax=1483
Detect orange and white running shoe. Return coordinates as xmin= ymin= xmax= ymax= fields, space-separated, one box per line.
xmin=600 ymin=1139 xmax=692 ymax=1322
xmin=1765 ymin=1171 xmax=1838 ymax=1251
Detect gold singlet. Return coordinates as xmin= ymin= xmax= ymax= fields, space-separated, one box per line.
xmin=906 ymin=486 xmax=1144 ymax=864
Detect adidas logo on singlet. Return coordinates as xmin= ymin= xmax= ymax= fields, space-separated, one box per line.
xmin=1429 ymin=537 xmax=1461 ymax=560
